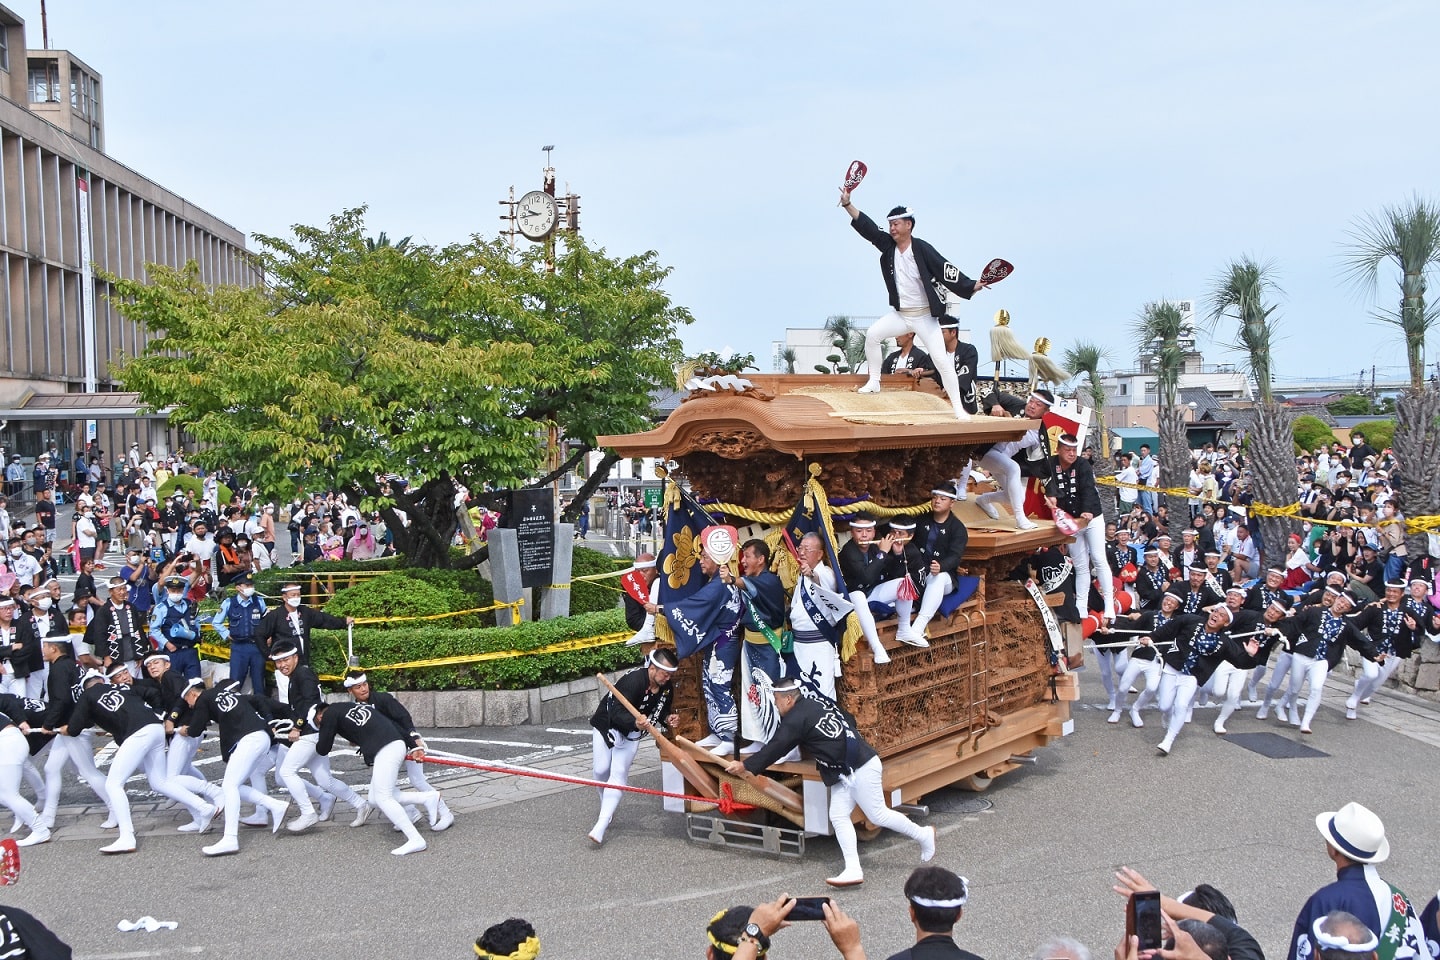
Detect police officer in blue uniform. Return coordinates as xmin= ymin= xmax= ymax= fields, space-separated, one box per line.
xmin=211 ymin=574 xmax=267 ymax=695
xmin=149 ymin=574 xmax=202 ymax=681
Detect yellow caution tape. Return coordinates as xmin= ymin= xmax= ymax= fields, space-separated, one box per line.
xmin=315 ymin=630 xmax=634 ymax=681
xmin=349 ymin=598 xmax=524 ymax=625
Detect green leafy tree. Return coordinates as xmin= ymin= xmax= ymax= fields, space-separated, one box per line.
xmin=112 ymin=208 xmax=690 ymax=568
xmin=1350 ymin=419 xmax=1396 ymax=451
xmin=1325 ymin=394 xmax=1376 ymax=417
xmin=1292 ymin=415 xmax=1335 ymax=454
xmin=1342 ymin=196 xmax=1440 ymax=559
xmin=1207 ymin=256 xmax=1294 ymax=560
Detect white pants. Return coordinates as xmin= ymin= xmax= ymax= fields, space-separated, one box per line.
xmin=105 ymin=724 xmax=209 ymax=839
xmin=1117 ymin=655 xmax=1161 ymax=711
xmin=369 ymin=740 xmax=429 ymax=846
xmin=280 ymin=734 xmax=361 ymax=814
xmin=849 ymin=578 xmax=907 ymax=650
xmin=216 ymin=731 xmax=275 ymax=838
xmin=1211 ymin=660 xmax=1250 ymax=729
xmin=1155 ymin=666 xmax=1199 ymax=749
xmin=1094 ymin=648 xmax=1123 ymax=706
xmin=1354 ymin=655 xmax=1402 ymax=704
xmin=41 ymin=728 xmax=110 ymax=823
xmin=976 ymin=450 xmax=1026 ymax=522
xmin=1261 ymin=651 xmax=1295 ymax=710
xmin=166 ymin=732 xmax=205 ymax=785
xmin=0 ymin=727 xmax=40 ymax=830
xmin=910 ymin=572 xmax=955 ymax=635
xmin=862 ymin=310 xmax=967 ymax=415
xmin=1284 ymin=654 xmax=1330 ymax=730
xmin=829 ymin=756 xmax=927 ymax=875
xmin=589 ymin=728 xmax=641 ymax=841
xmin=1069 ymin=514 xmax=1116 ymax=619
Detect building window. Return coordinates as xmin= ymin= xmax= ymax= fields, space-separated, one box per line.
xmin=0 ymin=28 xmax=9 ymax=72
xmin=1118 ymin=383 xmax=1128 ymax=396
xmin=28 ymin=61 xmax=59 ymax=102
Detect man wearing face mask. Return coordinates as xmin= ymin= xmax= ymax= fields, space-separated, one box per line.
xmin=13 ymin=586 xmax=64 ymax=698
xmin=149 ymin=573 xmax=203 ymax=681
xmin=73 ymin=503 xmax=98 ymax=565
xmin=212 ymin=574 xmax=268 ymax=695
xmin=6 ymin=539 xmax=40 ymax=590
xmin=256 ymin=584 xmax=353 ymax=699
xmin=84 ymin=575 xmax=150 ymax=677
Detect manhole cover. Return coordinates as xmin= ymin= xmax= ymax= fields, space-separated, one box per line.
xmin=925 ymin=794 xmax=994 ymax=815
xmin=1225 ymin=732 xmax=1330 ymax=759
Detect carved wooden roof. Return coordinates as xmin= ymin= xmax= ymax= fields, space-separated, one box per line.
xmin=599 ymin=375 xmax=1039 ymax=459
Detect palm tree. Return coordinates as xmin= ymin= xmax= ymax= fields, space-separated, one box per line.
xmin=365 ymin=231 xmax=413 ymax=253
xmin=1132 ymin=301 xmax=1189 ymax=519
xmin=1342 ymin=196 xmax=1440 ymax=560
xmin=1206 ymin=256 xmax=1294 ymax=563
xmin=822 ymin=315 xmax=867 ymax=374
xmin=1063 ymin=341 xmax=1117 ymax=520
xmin=778 ymin=346 xmax=798 ymax=374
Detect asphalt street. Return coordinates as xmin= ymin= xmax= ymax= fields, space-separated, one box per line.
xmin=2 ymin=659 xmax=1437 ymax=960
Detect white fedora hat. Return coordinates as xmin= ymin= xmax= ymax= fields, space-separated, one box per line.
xmin=1315 ymin=802 xmax=1389 ymax=863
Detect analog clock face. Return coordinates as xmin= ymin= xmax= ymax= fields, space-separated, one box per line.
xmin=517 ymin=190 xmax=558 ymax=240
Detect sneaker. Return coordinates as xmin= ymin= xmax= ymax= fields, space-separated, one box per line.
xmin=265 ymin=798 xmax=289 ymax=834
xmin=693 ymin=734 xmax=722 ymax=749
xmin=100 ymin=816 xmax=119 ymax=830
xmin=433 ymin=801 xmax=454 ymax=832
xmin=872 ymin=648 xmax=891 ymax=664
xmin=857 ymin=380 xmax=881 ymax=394
xmin=1214 ymin=723 xmax=1227 ymax=735
xmin=896 ymin=630 xmax=929 ymax=649
xmin=202 ymin=835 xmax=240 ymax=857
xmin=977 ymin=498 xmax=1001 ymax=522
xmin=1016 ymin=518 xmax=1039 ymax=532
xmin=1288 ymin=705 xmax=1301 ymax=726
xmin=318 ymin=793 xmax=336 ymax=822
xmin=586 ymin=829 xmax=605 ymax=846
xmin=1156 ymin=741 xmax=1171 ymax=756
xmin=1255 ymin=704 xmax=1270 ymax=720
xmin=17 ymin=825 xmax=50 ymax=847
xmin=422 ymin=791 xmax=442 ymax=828
xmin=919 ymin=825 xmax=936 ymax=862
xmin=350 ymin=802 xmax=372 ymax=828
xmin=739 ymin=741 xmax=765 ymax=755
xmin=391 ymin=837 xmax=427 ymax=856
xmin=708 ymin=740 xmax=735 ymax=758
xmin=1300 ymin=725 xmax=1313 ymax=735
xmin=239 ymin=812 xmax=270 ymax=828
xmin=1344 ymin=695 xmax=1359 ymax=712
xmin=1107 ymin=709 xmax=1122 ymax=724
xmin=195 ymin=802 xmax=218 ymax=835
xmin=1345 ymin=707 xmax=1357 ymax=720
xmin=826 ymin=868 xmax=865 ymax=887
xmin=287 ymin=811 xmax=320 ymax=833
xmin=1130 ymin=708 xmax=1143 ymax=728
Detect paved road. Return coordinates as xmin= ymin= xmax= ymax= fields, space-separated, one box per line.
xmin=3 ymin=662 xmax=1438 ymax=960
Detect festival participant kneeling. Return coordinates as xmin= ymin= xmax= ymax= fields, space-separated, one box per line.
xmin=726 ymin=677 xmax=935 ymax=888
xmin=900 ymin=481 xmax=969 ymax=646
xmin=312 ymin=698 xmax=441 ymax=856
xmin=175 ymin=678 xmax=290 ymax=855
xmin=839 ymin=514 xmax=908 ymax=665
xmin=60 ymin=670 xmax=217 ymax=854
xmin=586 ymin=648 xmax=678 ymax=845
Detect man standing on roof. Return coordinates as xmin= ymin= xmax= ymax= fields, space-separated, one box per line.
xmin=839 ymin=189 xmax=990 ymax=421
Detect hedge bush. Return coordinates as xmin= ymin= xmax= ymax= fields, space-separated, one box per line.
xmin=310 ymin=608 xmax=639 ymax=691
xmin=1292 ymin=415 xmax=1334 ymax=456
xmin=253 ymin=557 xmax=406 ymax=601
xmin=324 ymin=576 xmax=456 ymax=623
xmin=157 ymin=473 xmax=233 ymax=506
xmin=571 ymin=546 xmax=624 ymax=616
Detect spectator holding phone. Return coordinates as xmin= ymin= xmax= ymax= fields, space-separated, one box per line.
xmin=707 ymin=893 xmax=866 ymax=960
xmin=1112 ymin=867 xmax=1263 ymax=960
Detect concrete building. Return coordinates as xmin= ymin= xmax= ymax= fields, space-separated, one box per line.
xmin=0 ymin=4 xmax=251 ymax=493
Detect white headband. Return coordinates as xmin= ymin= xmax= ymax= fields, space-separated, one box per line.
xmin=910 ymin=888 xmax=969 ymax=909
xmin=887 ymin=208 xmax=915 ymax=221
xmin=1311 ymin=917 xmax=1379 ymax=953
xmin=931 ymin=488 xmax=958 ymax=499
xmin=1026 ymin=393 xmax=1053 ymax=406
xmin=343 ymin=673 xmax=368 ymax=688
xmin=646 ymin=652 xmax=678 ymax=673
xmin=632 ymin=559 xmax=656 ymax=570
xmin=849 ymin=519 xmax=876 ymax=529
xmin=1057 ymin=435 xmax=1080 ymax=448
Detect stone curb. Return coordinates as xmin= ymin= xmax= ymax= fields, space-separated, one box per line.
xmin=386 ymin=670 xmax=629 ymax=728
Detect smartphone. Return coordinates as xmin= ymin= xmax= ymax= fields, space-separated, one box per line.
xmin=788 ymin=897 xmax=831 ymax=922
xmin=1127 ymin=890 xmax=1163 ymax=952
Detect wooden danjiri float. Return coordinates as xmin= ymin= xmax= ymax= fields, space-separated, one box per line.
xmin=598 ymin=372 xmax=1080 ymax=855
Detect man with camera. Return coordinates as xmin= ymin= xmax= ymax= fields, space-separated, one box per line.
xmin=705 ymin=893 xmax=866 ymax=960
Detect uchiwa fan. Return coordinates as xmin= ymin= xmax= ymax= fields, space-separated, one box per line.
xmin=989 ymin=308 xmax=1028 ymax=387
xmin=1028 ymin=337 xmax=1070 ymax=390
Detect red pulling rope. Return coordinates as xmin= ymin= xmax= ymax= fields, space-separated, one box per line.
xmin=420 ymin=755 xmax=758 ymax=817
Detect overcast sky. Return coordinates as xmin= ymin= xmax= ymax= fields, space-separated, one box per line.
xmin=20 ymin=1 xmax=1439 ymax=384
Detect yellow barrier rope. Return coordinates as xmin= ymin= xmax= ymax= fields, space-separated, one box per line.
xmin=350 ymin=598 xmax=523 ymax=625
xmin=317 ymin=631 xmax=633 ymax=680
xmin=1094 ymin=475 xmax=1440 ymax=533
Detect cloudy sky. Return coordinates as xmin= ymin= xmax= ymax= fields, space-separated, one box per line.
xmin=20 ymin=1 xmax=1439 ymax=383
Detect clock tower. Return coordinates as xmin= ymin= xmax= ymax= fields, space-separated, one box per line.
xmin=499 ymin=146 xmax=581 ymax=265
